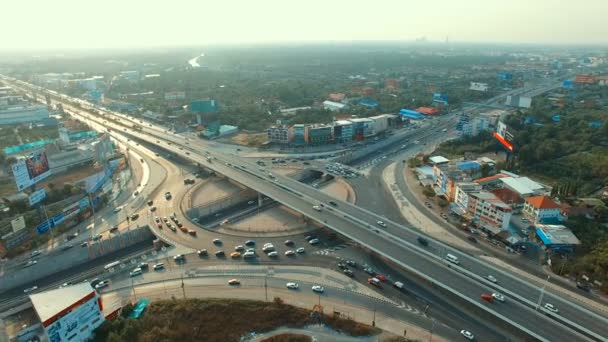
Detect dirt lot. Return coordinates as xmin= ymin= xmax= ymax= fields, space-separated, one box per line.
xmin=93 ymin=298 xmax=379 ymax=342
xmin=229 ymin=132 xmax=267 ymax=147
xmin=191 ymin=179 xmax=241 ymax=207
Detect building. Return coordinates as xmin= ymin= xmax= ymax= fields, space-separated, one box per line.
xmin=279 ymin=106 xmax=312 ymax=115
xmin=191 ymin=99 xmax=218 ymax=113
xmin=368 ymin=115 xmax=389 ymax=133
xmin=48 ymin=146 xmax=94 ymax=173
xmin=0 ymin=105 xmax=49 ymax=125
xmin=470 ymin=82 xmax=489 ymax=92
xmin=119 ymin=70 xmax=139 ymax=81
xmin=29 ymin=283 xmax=105 ymax=342
xmin=399 ymin=109 xmax=424 ymax=120
xmin=142 ymin=110 xmax=163 ymax=121
xmin=491 ymin=187 xmax=523 ymax=208
xmin=460 ymin=117 xmax=490 ymax=137
xmin=478 ymin=110 xmax=505 ymax=126
xmin=500 ymin=176 xmax=545 ymax=198
xmin=359 ymin=98 xmax=379 ymax=108
xmin=475 ymin=173 xmax=509 ymax=188
xmin=267 ymin=126 xmax=290 ymax=144
xmin=416 ymin=107 xmax=440 ymax=115
xmin=323 ymin=100 xmax=347 ymax=112
xmin=467 ymin=191 xmax=513 ymax=234
xmin=535 ymin=224 xmax=581 ymax=251
xmin=505 ymin=95 xmax=532 ymax=109
xmin=349 ymin=118 xmax=374 ymax=140
xmin=164 ymin=91 xmax=186 ymax=101
xmin=333 ymin=120 xmax=353 ymax=143
xmin=453 ymin=182 xmax=482 ymax=215
xmin=523 ymin=195 xmax=561 ymax=223
xmin=328 ymin=93 xmax=347 ymax=103
xmin=291 ymin=124 xmax=307 ymax=146
xmin=429 ymin=156 xmax=450 ymax=166
xmin=307 ymin=125 xmax=333 ymax=145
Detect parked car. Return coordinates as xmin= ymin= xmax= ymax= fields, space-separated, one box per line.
xmin=245 ymin=240 xmax=256 ymax=246
xmin=153 ymin=263 xmax=165 ymax=271
xmin=345 ymin=260 xmax=357 ymax=267
xmin=95 ymin=281 xmax=109 ymax=290
xmin=197 ymin=249 xmax=208 ymax=257
xmin=308 ymin=238 xmax=320 ymax=245
xmin=343 ymin=269 xmax=354 ymax=277
xmin=296 ymin=247 xmax=305 ymax=253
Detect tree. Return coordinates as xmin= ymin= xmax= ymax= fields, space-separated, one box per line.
xmin=422 ymin=186 xmax=435 ymax=198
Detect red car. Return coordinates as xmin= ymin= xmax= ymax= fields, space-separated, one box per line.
xmin=156 ymin=223 xmax=163 ymax=229
xmin=374 ymin=274 xmax=387 ymax=282
xmin=481 ymin=293 xmax=494 ymax=303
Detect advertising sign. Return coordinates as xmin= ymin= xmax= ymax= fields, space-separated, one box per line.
xmin=432 ymin=93 xmax=448 ymax=104
xmin=11 ymin=216 xmax=26 ymax=233
xmin=11 ymin=150 xmax=52 ymax=191
xmin=494 ymin=121 xmax=515 ymax=152
xmin=28 ymin=188 xmax=47 ymax=206
xmin=469 ymin=82 xmax=489 ymax=92
xmin=63 ymin=202 xmax=81 ymax=220
xmin=44 ymin=295 xmax=104 ymax=342
xmin=36 ymin=213 xmax=65 ymax=235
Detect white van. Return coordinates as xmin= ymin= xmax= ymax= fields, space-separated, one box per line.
xmin=129 ymin=267 xmax=143 ymax=277
xmin=445 ymin=254 xmax=460 ymax=265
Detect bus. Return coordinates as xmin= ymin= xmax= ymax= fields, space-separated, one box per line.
xmin=104 ymin=261 xmax=121 ymax=270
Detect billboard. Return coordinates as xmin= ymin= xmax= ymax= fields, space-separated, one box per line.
xmin=36 ymin=212 xmax=65 ymax=235
xmin=63 ymin=202 xmax=81 ymax=220
xmin=470 ymin=82 xmax=489 ymax=92
xmin=432 ymin=93 xmax=448 ymax=104
xmin=28 ymin=188 xmax=47 ymax=206
xmin=505 ymin=95 xmax=532 ymax=109
xmin=43 ymin=293 xmax=104 ymax=342
xmin=11 ymin=216 xmax=26 ymax=233
xmin=11 ymin=150 xmax=52 ymax=191
xmin=493 ymin=121 xmax=515 ymax=152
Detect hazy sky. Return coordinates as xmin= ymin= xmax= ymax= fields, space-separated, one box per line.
xmin=3 ymin=0 xmax=607 ymax=50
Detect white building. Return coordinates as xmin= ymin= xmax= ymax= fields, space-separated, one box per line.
xmin=523 ymin=195 xmax=562 ymax=223
xmin=470 ymin=82 xmax=489 ymax=92
xmin=500 ymin=176 xmax=545 ymax=198
xmin=29 ymin=283 xmax=105 ymax=342
xmin=467 ymin=191 xmax=513 ymax=234
xmin=460 ymin=117 xmax=490 ymax=137
xmin=454 ymin=182 xmax=483 ymax=215
xmin=323 ymin=100 xmax=347 ymax=112
xmin=0 ymin=105 xmax=49 ymax=125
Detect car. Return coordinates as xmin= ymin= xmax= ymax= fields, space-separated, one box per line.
xmin=234 ymin=245 xmax=245 ymax=252
xmin=343 ymin=269 xmax=354 ymax=277
xmin=364 ymin=267 xmax=375 ymax=275
xmin=66 ymin=232 xmax=78 ymax=241
xmin=286 ymin=282 xmax=299 ymax=289
xmin=460 ymin=330 xmax=475 ymax=340
xmin=23 ymin=260 xmax=37 ymax=268
xmin=284 ymin=240 xmax=294 ymax=246
xmin=262 ymin=245 xmax=275 ymax=253
xmin=230 ymin=252 xmax=242 ymax=258
xmin=374 ymin=274 xmax=387 ymax=282
xmin=304 ymin=235 xmax=315 ymax=241
xmin=215 ymin=250 xmax=225 ymax=257
xmin=153 ymin=263 xmax=165 ymax=270
xmin=492 ymin=293 xmax=505 ymax=302
xmin=110 ymin=226 xmax=119 ymax=233
xmin=150 ymin=206 xmax=157 ymax=212
xmin=296 ymin=247 xmax=305 ymax=253
xmin=61 ymin=244 xmax=74 ymax=251
xmin=188 ymin=229 xmax=197 ymax=236
xmin=113 ymin=207 xmax=122 ymax=213
xmin=368 ymin=277 xmax=381 ymax=287
xmin=267 ymin=251 xmax=279 ymax=257
xmin=81 ymin=241 xmax=89 ymax=248
xmin=30 ymin=250 xmax=41 ymax=258
xmin=248 ymin=200 xmax=255 ymax=205
xmin=174 ymin=254 xmax=185 ymax=261
xmin=308 ymin=238 xmax=320 ymax=245
xmin=163 ymin=217 xmax=169 ymax=223
xmin=245 ymin=240 xmax=256 ymax=246
xmin=92 ymin=233 xmax=103 ymax=241
xmin=228 ymin=279 xmax=240 ymax=285
xmin=129 ymin=267 xmax=143 ymax=277
xmin=376 ymin=220 xmax=387 ymax=227
xmin=337 ymin=262 xmax=348 ymax=270
xmin=484 ymin=275 xmax=497 ymax=283
xmin=130 ymin=213 xmax=139 ymax=221
xmin=284 ymin=250 xmax=295 ymax=256
xmin=345 ymin=260 xmax=357 ymax=267
xmin=417 ymin=236 xmax=429 ymax=246
xmin=312 ymin=205 xmax=322 ymax=211
xmin=95 ymin=281 xmax=110 ymax=289
xmin=213 ymin=238 xmax=222 ymax=245
xmin=59 ymin=282 xmax=73 ymax=289
xmin=543 ymin=303 xmax=559 ymax=314
xmin=311 ymin=285 xmax=324 ymax=293
xmin=165 ymin=192 xmax=172 ymax=200
xmin=138 ymin=262 xmax=149 ymax=270
xmin=197 ymin=249 xmax=208 ymax=256
xmin=169 ymin=225 xmax=177 ymax=232
xmin=246 ymin=248 xmax=256 ymax=253
xmin=147 ymin=200 xmax=153 ymax=206
xmin=467 ymin=236 xmax=478 ymax=243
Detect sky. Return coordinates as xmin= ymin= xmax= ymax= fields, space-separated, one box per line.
xmin=2 ymin=0 xmax=607 ymax=50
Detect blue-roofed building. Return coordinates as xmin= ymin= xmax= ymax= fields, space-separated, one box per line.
xmin=191 ymin=99 xmax=219 ymax=113
xmin=589 ymin=121 xmax=602 ymax=129
xmin=399 ymin=109 xmax=424 ymax=120
xmin=552 ymin=115 xmax=561 ymax=122
xmin=457 ymin=161 xmax=481 ymax=175
xmin=535 ymin=224 xmax=580 ymax=252
xmin=524 ymin=116 xmax=537 ymax=125
xmin=359 ymin=98 xmax=379 ymax=108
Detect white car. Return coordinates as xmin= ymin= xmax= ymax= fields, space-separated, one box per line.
xmin=243 ymin=251 xmax=256 ymax=259
xmin=492 ymin=293 xmax=505 ymax=302
xmin=153 ymin=263 xmax=165 ymax=270
xmin=460 ymin=330 xmax=475 ymax=340
xmin=129 ymin=268 xmax=143 ymax=277
xmin=286 ymin=282 xmax=299 ymax=290
xmin=23 ymin=260 xmax=37 ymax=268
xmin=95 ymin=280 xmax=110 ymax=289
xmin=23 ymin=286 xmax=38 ymax=294
xmin=312 ymin=205 xmax=322 ymax=211
xmin=267 ymin=251 xmax=279 ymax=257
xmin=262 ymin=245 xmax=275 ymax=252
xmin=544 ymin=303 xmax=559 ymax=314
xmin=234 ymin=245 xmax=245 ymax=251
xmin=376 ymin=220 xmax=387 ymax=227
xmin=485 ymin=275 xmax=497 ymax=283
xmin=308 ymin=238 xmax=320 ymax=245
xmin=312 ymin=285 xmax=325 ymax=293
xmin=284 ymin=250 xmax=295 ymax=256
xmin=296 ymin=247 xmax=305 ymax=253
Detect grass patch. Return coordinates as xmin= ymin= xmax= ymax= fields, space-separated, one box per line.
xmin=95 ymin=298 xmax=380 ymax=342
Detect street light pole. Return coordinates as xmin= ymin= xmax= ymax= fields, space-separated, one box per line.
xmin=536 ymin=275 xmax=551 ymax=310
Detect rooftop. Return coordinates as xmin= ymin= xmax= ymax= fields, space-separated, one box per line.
xmin=429 ymin=156 xmax=450 ymax=164
xmin=457 ymin=160 xmax=480 ymax=172
xmin=525 ymin=195 xmax=561 ymax=209
xmin=470 ymin=191 xmax=512 ymax=209
xmin=30 ymin=282 xmax=96 ymax=324
xmin=535 ymin=224 xmax=581 ymax=246
xmin=500 ymin=177 xmax=543 ymax=196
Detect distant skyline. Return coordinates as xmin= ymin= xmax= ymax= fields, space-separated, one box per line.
xmin=3 ymin=0 xmax=608 ymax=50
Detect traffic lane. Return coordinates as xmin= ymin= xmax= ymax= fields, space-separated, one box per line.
xmin=312 ymin=209 xmax=585 ymax=341
xmin=329 ymin=258 xmax=511 ymax=341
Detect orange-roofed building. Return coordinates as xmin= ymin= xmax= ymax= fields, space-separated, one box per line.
xmin=475 ymin=174 xmax=508 ymax=186
xmin=328 ymin=93 xmax=347 ymax=103
xmin=523 ymin=195 xmax=562 ymax=223
xmin=416 ymin=107 xmax=441 ymax=115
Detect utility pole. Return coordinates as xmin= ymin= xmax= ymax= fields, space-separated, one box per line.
xmin=181 ymin=273 xmax=186 ymax=299
xmin=264 ymin=276 xmax=268 ymax=302
xmin=536 ymin=275 xmax=550 ymax=310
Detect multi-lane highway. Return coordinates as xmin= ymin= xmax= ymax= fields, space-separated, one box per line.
xmin=6 ymin=76 xmax=608 ymax=341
